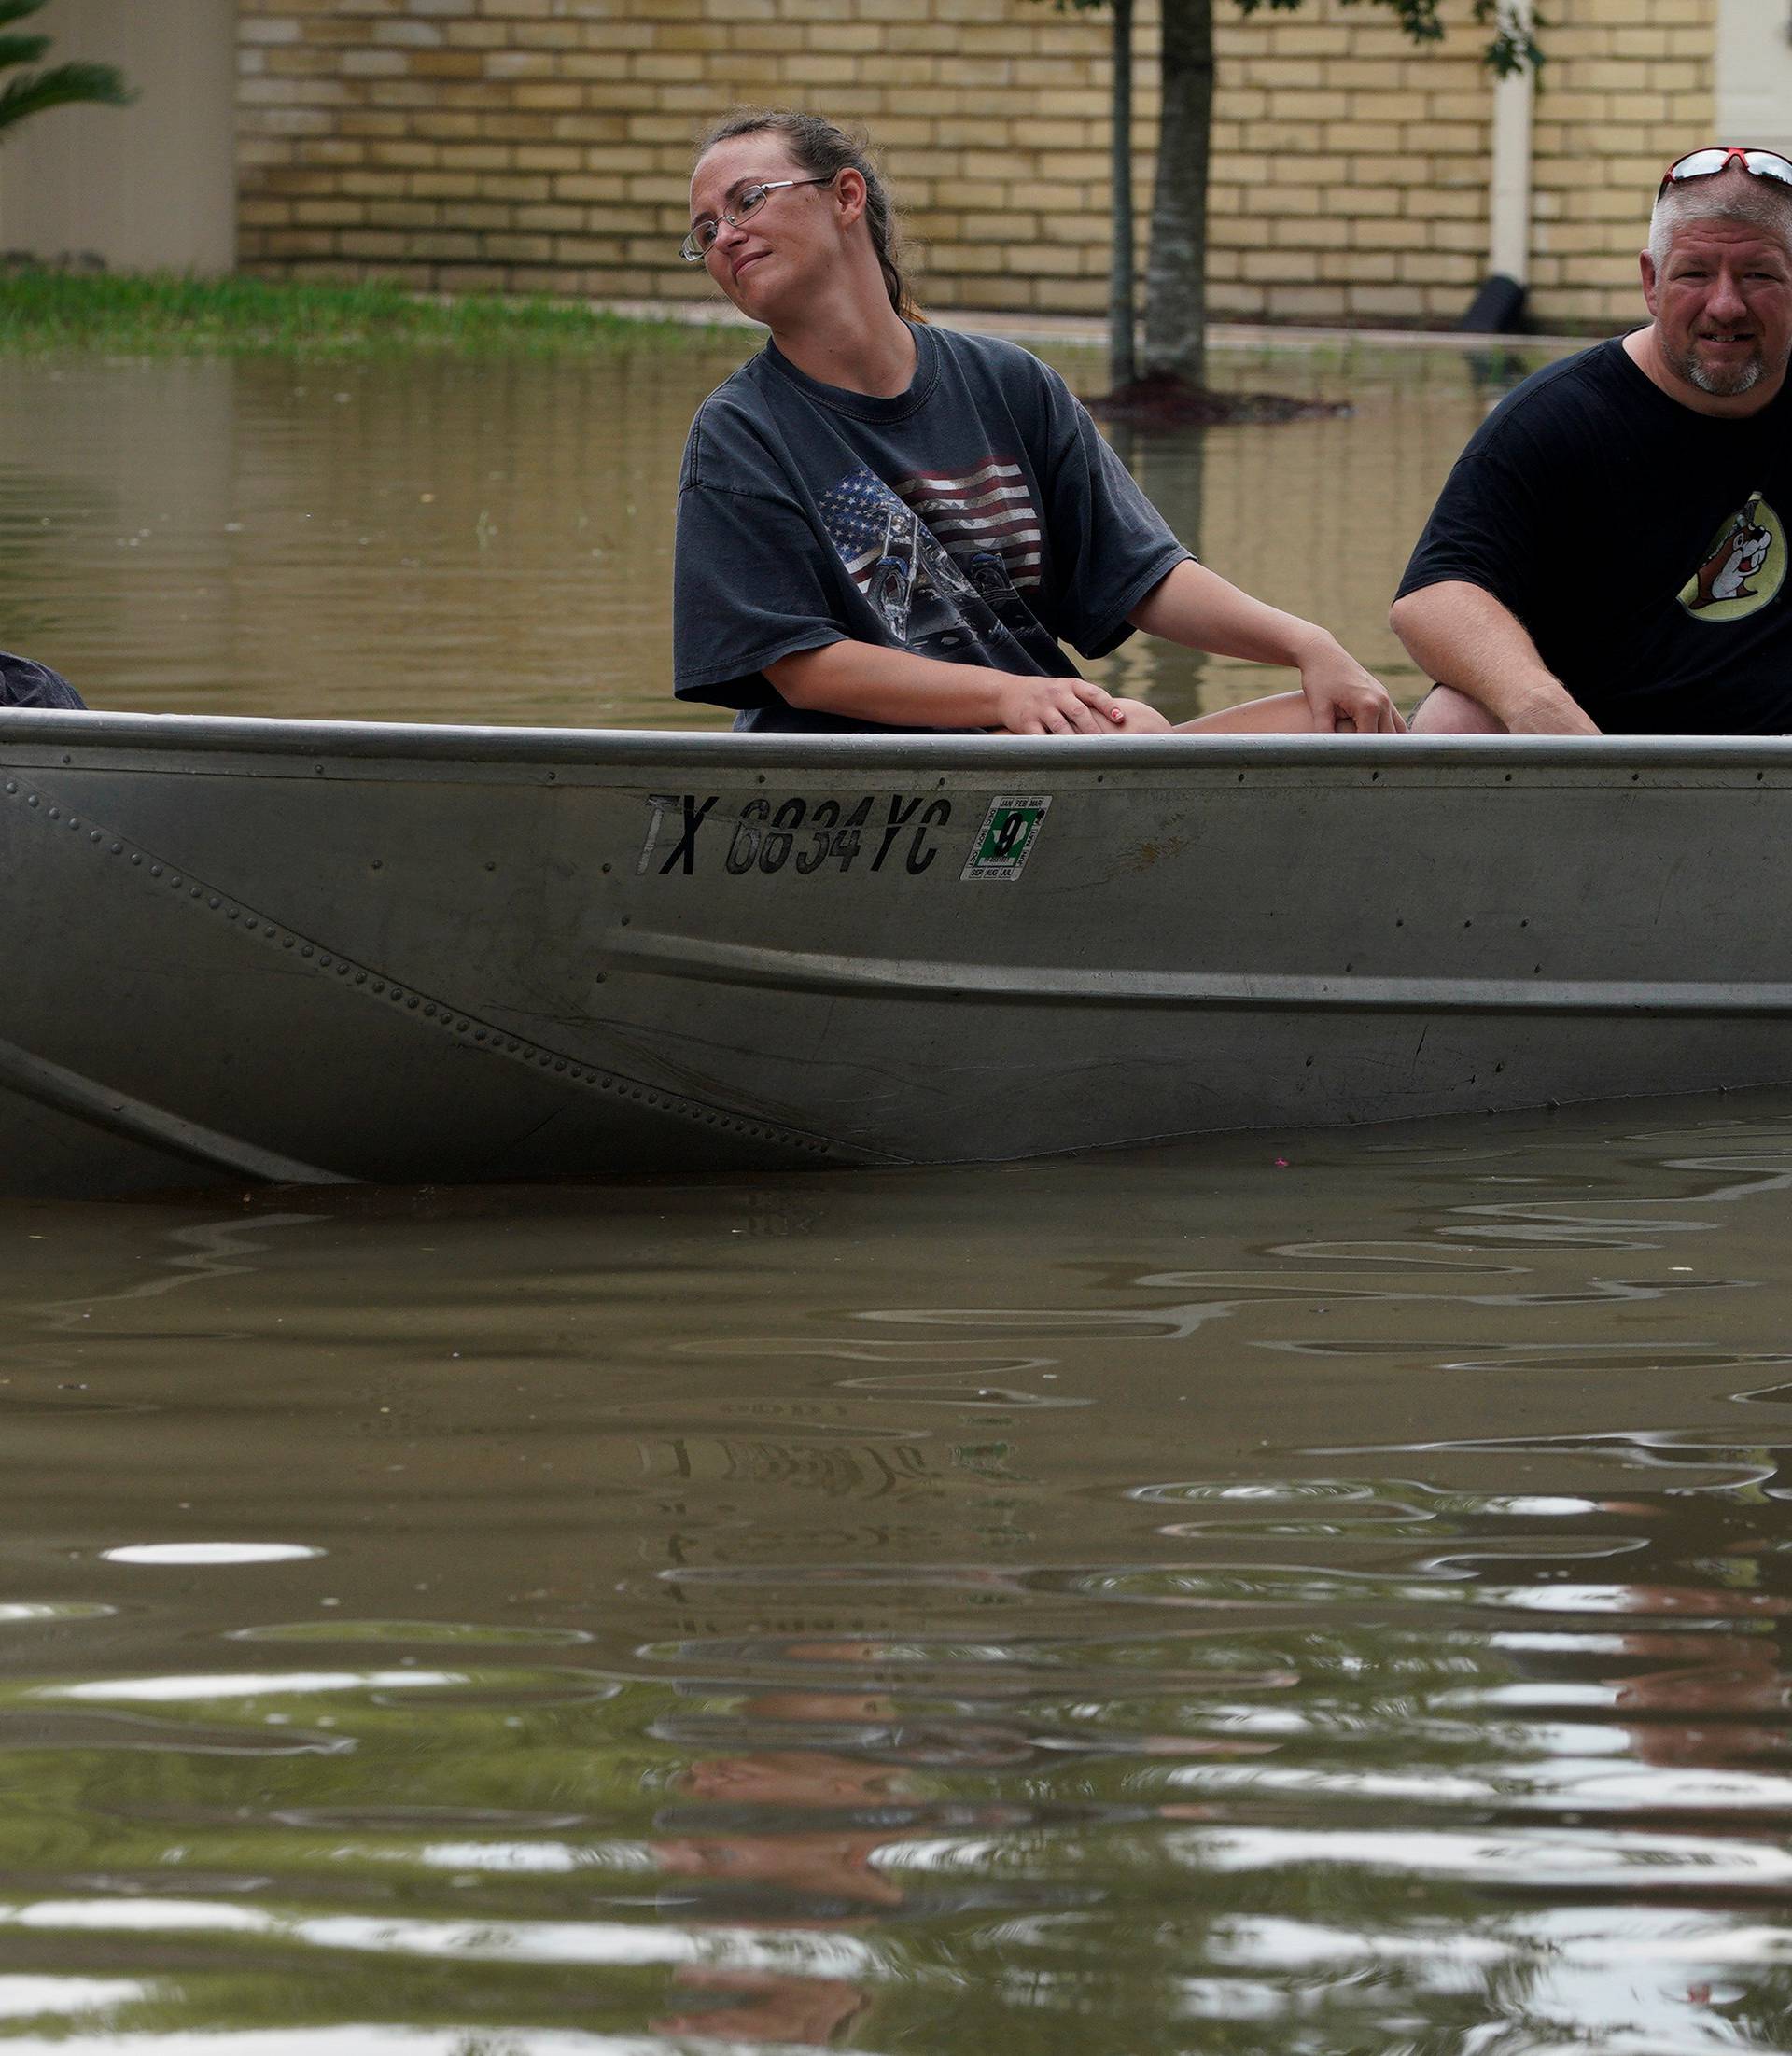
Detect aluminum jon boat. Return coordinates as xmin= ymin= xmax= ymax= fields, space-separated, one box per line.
xmin=2 ymin=707 xmax=1787 ymax=1200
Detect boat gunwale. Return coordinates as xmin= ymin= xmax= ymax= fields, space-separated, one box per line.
xmin=7 ymin=709 xmax=1792 ymax=777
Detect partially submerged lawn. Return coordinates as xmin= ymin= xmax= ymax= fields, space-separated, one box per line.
xmin=0 ymin=269 xmax=697 ymax=356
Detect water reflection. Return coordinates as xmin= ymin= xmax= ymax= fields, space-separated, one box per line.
xmin=0 ymin=1095 xmax=1789 ymax=2046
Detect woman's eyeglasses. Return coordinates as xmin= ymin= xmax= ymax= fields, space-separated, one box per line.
xmin=681 ymin=175 xmax=836 ymax=262
xmin=1659 ymin=147 xmax=1792 ymax=200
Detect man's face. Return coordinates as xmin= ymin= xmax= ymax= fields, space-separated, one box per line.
xmin=1642 ymin=211 xmax=1792 ymax=403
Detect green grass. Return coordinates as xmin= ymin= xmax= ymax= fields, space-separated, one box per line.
xmin=0 ymin=268 xmax=706 ymax=356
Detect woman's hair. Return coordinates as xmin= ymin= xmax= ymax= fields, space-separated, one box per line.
xmin=694 ymin=108 xmax=917 ymax=319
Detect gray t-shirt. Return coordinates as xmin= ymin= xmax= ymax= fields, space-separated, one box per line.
xmin=673 ymin=322 xmax=1192 ymax=731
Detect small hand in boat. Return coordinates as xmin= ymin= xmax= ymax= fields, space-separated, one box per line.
xmin=1295 ymin=636 xmax=1407 ymax=733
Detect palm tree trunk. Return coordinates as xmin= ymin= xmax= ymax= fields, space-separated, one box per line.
xmin=1108 ymin=0 xmax=1136 ymax=387
xmin=1143 ymin=0 xmax=1212 ymax=387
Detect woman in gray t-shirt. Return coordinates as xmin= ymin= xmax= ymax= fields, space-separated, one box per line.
xmin=675 ymin=110 xmax=1400 ymax=738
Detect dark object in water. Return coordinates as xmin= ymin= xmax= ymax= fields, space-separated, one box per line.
xmin=1459 ymin=273 xmax=1530 ymax=335
xmin=1085 ymin=371 xmax=1350 ymax=427
xmin=0 ymin=650 xmax=85 ymax=710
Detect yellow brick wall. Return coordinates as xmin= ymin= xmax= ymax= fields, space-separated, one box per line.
xmin=235 ymin=0 xmax=1715 ymax=332
xmin=1210 ymin=0 xmax=1714 ymax=329
xmin=1530 ymin=0 xmax=1716 ymax=329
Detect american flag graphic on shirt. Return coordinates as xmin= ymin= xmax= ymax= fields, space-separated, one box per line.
xmin=818 ymin=460 xmax=1043 ymax=597
xmin=901 ymin=460 xmax=1043 ymax=590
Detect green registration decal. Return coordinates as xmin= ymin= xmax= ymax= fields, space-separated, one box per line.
xmin=962 ymin=794 xmax=1052 ymax=881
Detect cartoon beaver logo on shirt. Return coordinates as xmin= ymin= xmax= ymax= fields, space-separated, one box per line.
xmin=1679 ymin=492 xmax=1785 ymax=622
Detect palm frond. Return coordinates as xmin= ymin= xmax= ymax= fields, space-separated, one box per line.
xmin=0 ymin=63 xmax=133 ymax=133
xmin=0 ymin=35 xmax=49 ymax=69
xmin=0 ymin=0 xmax=49 ymax=31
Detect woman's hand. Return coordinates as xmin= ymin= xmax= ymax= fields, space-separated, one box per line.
xmin=992 ymin=675 xmax=1124 ymax=735
xmin=1127 ymin=566 xmax=1406 ymax=734
xmin=1295 ymin=637 xmax=1407 ymax=733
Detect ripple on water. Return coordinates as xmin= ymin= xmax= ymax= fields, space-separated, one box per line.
xmin=231 ymin=1619 xmax=596 ymax=1646
xmin=6 ymin=1086 xmax=1792 ymax=2045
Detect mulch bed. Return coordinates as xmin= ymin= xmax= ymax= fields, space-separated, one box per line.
xmin=1085 ymin=371 xmax=1351 ymax=426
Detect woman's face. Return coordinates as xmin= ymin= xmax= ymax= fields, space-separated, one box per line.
xmin=689 ymin=133 xmax=844 ymax=324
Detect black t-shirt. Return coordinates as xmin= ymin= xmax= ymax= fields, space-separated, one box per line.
xmin=673 ymin=322 xmax=1191 ymax=732
xmin=1397 ymin=337 xmax=1792 ymax=733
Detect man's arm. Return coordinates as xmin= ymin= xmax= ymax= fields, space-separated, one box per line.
xmin=1388 ymin=581 xmax=1600 ymax=735
xmin=1127 ymin=560 xmax=1404 ymax=733
xmin=766 ymin=639 xmax=1127 ymax=735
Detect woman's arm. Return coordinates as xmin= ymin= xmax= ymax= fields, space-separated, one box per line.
xmin=1128 ymin=560 xmax=1405 ymax=734
xmin=766 ymin=640 xmax=1129 ymax=735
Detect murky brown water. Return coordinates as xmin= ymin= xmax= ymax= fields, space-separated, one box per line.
xmin=7 ymin=338 xmax=1791 ymax=2051
xmin=0 ymin=1100 xmax=1790 ymax=2049
xmin=0 ymin=333 xmax=1558 ymax=727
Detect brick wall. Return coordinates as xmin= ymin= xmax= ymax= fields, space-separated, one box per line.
xmin=1209 ymin=0 xmax=1714 ymax=328
xmin=236 ymin=0 xmax=1715 ymax=332
xmin=1531 ymin=0 xmax=1715 ymax=329
xmin=235 ymin=0 xmax=1129 ymax=314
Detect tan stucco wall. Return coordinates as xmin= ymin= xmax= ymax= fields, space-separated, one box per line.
xmin=1714 ymin=0 xmax=1792 ymax=160
xmin=0 ymin=0 xmax=237 ymax=273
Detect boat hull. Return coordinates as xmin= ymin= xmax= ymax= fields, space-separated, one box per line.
xmin=4 ymin=711 xmax=1789 ymax=1198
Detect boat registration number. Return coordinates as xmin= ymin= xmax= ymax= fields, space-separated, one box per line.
xmin=636 ymin=791 xmax=1049 ymax=883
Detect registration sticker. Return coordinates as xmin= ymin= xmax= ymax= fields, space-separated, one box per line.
xmin=962 ymin=794 xmax=1052 ymax=882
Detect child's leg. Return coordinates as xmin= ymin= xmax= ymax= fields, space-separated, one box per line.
xmin=1174 ymin=691 xmax=1323 ymax=734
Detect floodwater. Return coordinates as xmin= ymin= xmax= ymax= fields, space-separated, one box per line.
xmin=2 ymin=1104 xmax=1791 ymax=2050
xmin=5 ymin=336 xmax=1791 ymax=2052
xmin=0 ymin=330 xmax=1557 ymax=727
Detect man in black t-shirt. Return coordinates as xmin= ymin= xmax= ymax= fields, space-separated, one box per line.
xmin=1393 ymin=150 xmax=1792 ymax=735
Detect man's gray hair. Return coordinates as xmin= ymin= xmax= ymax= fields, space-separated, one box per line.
xmin=1648 ymin=168 xmax=1792 ymax=271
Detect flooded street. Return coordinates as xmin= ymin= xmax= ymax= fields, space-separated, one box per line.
xmin=2 ymin=1104 xmax=1791 ymax=2049
xmin=0 ymin=332 xmax=1550 ymax=728
xmin=4 ymin=335 xmax=1790 ymax=2051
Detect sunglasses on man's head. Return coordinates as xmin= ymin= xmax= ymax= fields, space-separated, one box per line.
xmin=1659 ymin=146 xmax=1792 ymax=199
